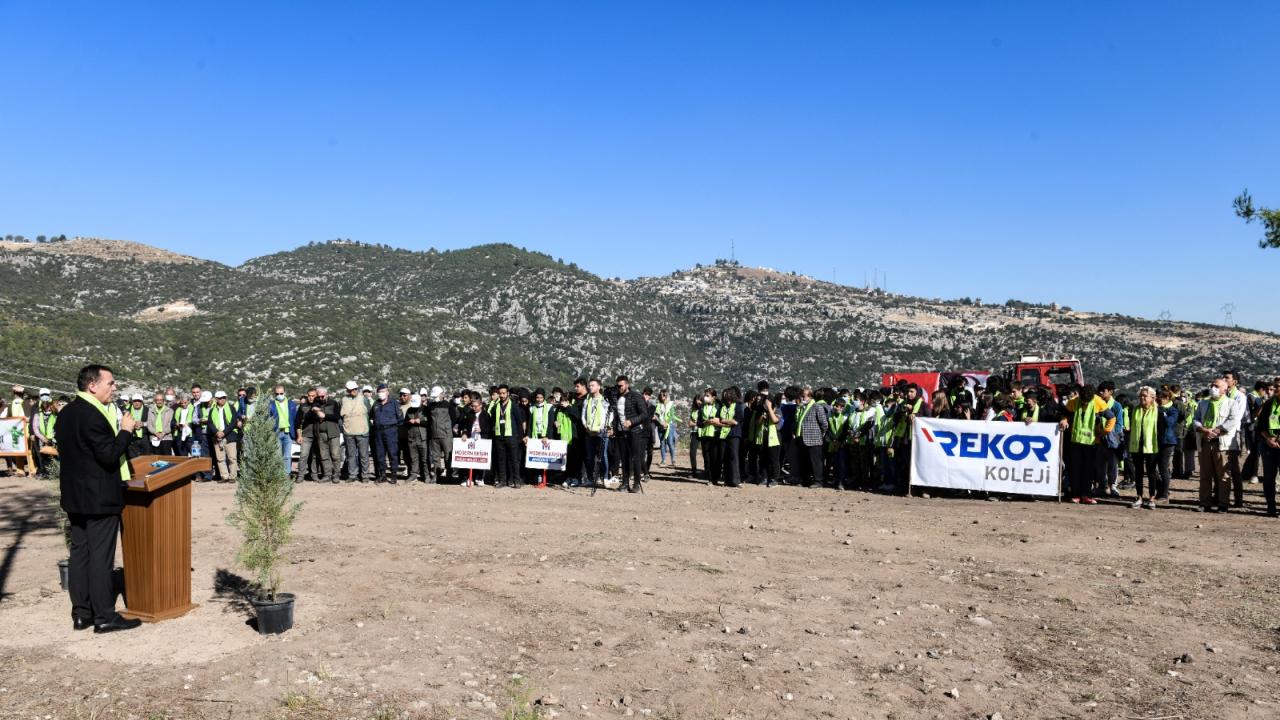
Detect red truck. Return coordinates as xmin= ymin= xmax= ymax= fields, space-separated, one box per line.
xmin=880 ymin=356 xmax=1084 ymax=406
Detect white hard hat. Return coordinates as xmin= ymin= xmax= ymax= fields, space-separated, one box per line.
xmin=430 ymin=385 xmax=444 ymax=398
xmin=345 ymin=380 xmax=358 ymax=391
xmin=200 ymin=391 xmax=213 ymax=403
xmin=214 ymin=390 xmax=228 ymax=399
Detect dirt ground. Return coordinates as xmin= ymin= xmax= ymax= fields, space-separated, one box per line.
xmin=2 ymin=458 xmax=1278 ymax=720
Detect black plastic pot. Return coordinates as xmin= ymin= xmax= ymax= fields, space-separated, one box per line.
xmin=57 ymin=558 xmax=69 ymax=591
xmin=251 ymin=593 xmax=295 ymax=635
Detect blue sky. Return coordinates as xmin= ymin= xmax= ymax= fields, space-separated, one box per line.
xmin=2 ymin=2 xmax=1277 ymax=330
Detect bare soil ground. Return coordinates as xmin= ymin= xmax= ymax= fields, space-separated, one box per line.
xmin=2 ymin=460 xmax=1278 ymax=720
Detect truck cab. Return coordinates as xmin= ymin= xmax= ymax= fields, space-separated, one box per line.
xmin=1002 ymin=356 xmax=1084 ymax=396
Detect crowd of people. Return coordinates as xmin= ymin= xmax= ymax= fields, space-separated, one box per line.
xmin=10 ymin=368 xmax=1280 ymax=516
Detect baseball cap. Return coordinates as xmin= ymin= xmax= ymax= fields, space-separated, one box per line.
xmin=398 ymin=387 xmax=411 ymax=396
xmin=130 ymin=393 xmax=143 ymax=401
xmin=362 ymin=385 xmax=373 ymax=392
xmin=214 ymin=390 xmax=228 ymax=398
xmin=376 ymin=383 xmax=388 ymax=391
xmin=430 ymin=385 xmax=443 ymax=398
xmin=345 ymin=380 xmax=359 ymax=391
xmin=418 ymin=387 xmax=430 ymax=396
xmin=199 ymin=391 xmax=213 ymax=403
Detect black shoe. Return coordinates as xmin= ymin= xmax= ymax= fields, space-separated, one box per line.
xmin=1219 ymin=506 xmax=1230 ymax=513
xmin=388 ymin=477 xmax=397 ymax=485
xmin=93 ymin=614 xmax=142 ymax=634
xmin=73 ymin=616 xmax=92 ymax=631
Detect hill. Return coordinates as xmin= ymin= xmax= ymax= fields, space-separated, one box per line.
xmin=2 ymin=238 xmax=1276 ymax=396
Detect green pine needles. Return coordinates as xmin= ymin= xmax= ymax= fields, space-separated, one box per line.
xmin=227 ymin=415 xmax=302 ymax=601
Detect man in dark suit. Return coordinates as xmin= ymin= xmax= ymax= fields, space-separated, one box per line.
xmin=614 ymin=375 xmax=650 ymax=493
xmin=55 ymin=364 xmax=143 ymax=633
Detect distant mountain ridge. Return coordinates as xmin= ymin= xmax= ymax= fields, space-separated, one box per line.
xmin=2 ymin=237 xmax=1276 ymax=396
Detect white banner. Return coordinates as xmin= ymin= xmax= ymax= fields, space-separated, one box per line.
xmin=525 ymin=438 xmax=568 ymax=470
xmin=911 ymin=416 xmax=1060 ymax=497
xmin=451 ymin=437 xmax=492 ymax=470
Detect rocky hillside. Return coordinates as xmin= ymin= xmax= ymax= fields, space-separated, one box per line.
xmin=2 ymin=238 xmax=1276 ymax=396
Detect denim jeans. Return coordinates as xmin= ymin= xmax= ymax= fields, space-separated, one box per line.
xmin=276 ymin=430 xmax=293 ymax=477
xmin=660 ymin=427 xmax=678 ymax=463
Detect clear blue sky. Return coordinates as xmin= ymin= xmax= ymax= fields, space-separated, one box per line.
xmin=3 ymin=2 xmax=1277 ymax=330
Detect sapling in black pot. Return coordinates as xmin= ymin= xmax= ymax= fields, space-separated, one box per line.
xmin=42 ymin=458 xmax=71 ymax=591
xmin=228 ymin=415 xmax=303 ymax=634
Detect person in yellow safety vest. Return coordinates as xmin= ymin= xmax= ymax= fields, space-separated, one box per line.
xmin=750 ymin=390 xmax=781 ymax=487
xmin=524 ymin=388 xmax=555 ymax=484
xmin=1257 ymin=378 xmax=1280 ymax=518
xmin=125 ymin=393 xmax=148 ymax=459
xmin=579 ymin=378 xmax=610 ymax=488
xmin=826 ymin=397 xmax=850 ymax=489
xmin=686 ymin=395 xmax=704 ymax=479
xmin=1127 ymin=386 xmax=1162 ymax=509
xmin=883 ymin=384 xmax=927 ymax=495
xmin=207 ymin=390 xmax=242 ymax=482
xmin=1058 ymin=384 xmax=1116 ymax=504
xmin=147 ymin=391 xmax=175 ymax=456
xmin=696 ymin=388 xmax=721 ymax=484
xmin=708 ymin=386 xmax=743 ymax=488
xmin=654 ymin=390 xmax=680 ymax=468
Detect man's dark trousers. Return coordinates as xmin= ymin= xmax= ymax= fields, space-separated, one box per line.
xmin=620 ymin=431 xmax=645 ymax=490
xmin=68 ymin=513 xmax=120 ymax=624
xmin=372 ymin=427 xmax=399 ymax=480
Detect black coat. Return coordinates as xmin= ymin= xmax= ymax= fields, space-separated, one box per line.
xmin=455 ymin=407 xmax=494 ymax=439
xmin=615 ymin=389 xmax=650 ymax=435
xmin=55 ymin=397 xmax=133 ymax=515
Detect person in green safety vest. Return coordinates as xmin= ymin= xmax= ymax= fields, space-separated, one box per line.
xmin=711 ymin=386 xmax=743 ymax=488
xmin=207 ymin=390 xmax=242 ymax=481
xmin=749 ymin=389 xmax=781 ymax=486
xmin=1127 ymin=386 xmax=1161 ymax=509
xmin=826 ymin=397 xmax=850 ymax=489
xmin=1257 ymin=378 xmax=1280 ymax=517
xmin=1058 ymin=384 xmax=1116 ymax=504
xmin=696 ymin=388 xmax=721 ymax=484
xmin=686 ymin=394 xmax=704 ymax=480
xmin=654 ymin=389 xmax=680 ymax=468
xmin=146 ymin=391 xmax=175 ymax=456
xmin=124 ymin=393 xmax=148 ymax=460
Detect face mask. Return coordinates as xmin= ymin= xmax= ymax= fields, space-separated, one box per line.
xmin=851 ymin=400 xmax=862 ymax=410
xmin=1209 ymin=387 xmax=1221 ymax=399
xmin=165 ymin=394 xmax=175 ymax=402
xmin=378 ymin=391 xmax=389 ymax=400
xmin=276 ymin=393 xmax=286 ymax=401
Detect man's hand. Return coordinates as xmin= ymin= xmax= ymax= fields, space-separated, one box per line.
xmin=1057 ymin=419 xmax=1069 ymax=431
xmin=216 ymin=430 xmax=225 ymax=439
xmin=315 ymin=410 xmax=325 ymax=419
xmin=623 ymin=420 xmax=632 ymax=429
xmin=120 ymin=412 xmax=137 ymax=433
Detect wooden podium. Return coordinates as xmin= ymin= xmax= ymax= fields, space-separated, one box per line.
xmin=119 ymin=455 xmax=211 ymax=622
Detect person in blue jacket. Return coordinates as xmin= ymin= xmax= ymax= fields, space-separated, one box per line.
xmin=370 ymin=383 xmax=405 ymax=483
xmin=265 ymin=384 xmax=299 ymax=478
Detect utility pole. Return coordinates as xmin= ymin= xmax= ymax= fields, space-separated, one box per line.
xmin=1221 ymin=302 xmax=1236 ymax=326
xmin=730 ymin=238 xmax=735 ymax=263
